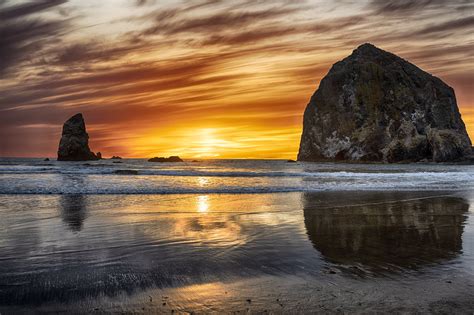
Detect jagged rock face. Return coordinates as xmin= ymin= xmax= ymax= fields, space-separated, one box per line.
xmin=57 ymin=113 xmax=99 ymax=161
xmin=298 ymin=43 xmax=472 ymax=162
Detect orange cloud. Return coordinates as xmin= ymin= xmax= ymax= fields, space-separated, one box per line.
xmin=0 ymin=0 xmax=472 ymax=158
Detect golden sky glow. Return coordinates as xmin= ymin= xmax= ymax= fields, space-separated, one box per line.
xmin=0 ymin=0 xmax=473 ymax=158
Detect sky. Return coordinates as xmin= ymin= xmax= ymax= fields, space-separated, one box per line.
xmin=0 ymin=0 xmax=473 ymax=159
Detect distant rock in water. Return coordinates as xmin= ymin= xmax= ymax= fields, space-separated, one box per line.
xmin=44 ymin=158 xmax=50 ymax=161
xmin=298 ymin=43 xmax=472 ymax=163
xmin=148 ymin=156 xmax=183 ymax=162
xmin=111 ymin=156 xmax=122 ymax=159
xmin=57 ymin=113 xmax=100 ymax=161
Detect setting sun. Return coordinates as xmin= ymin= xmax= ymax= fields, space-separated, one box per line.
xmin=1 ymin=1 xmax=474 ymax=313
xmin=194 ymin=128 xmax=224 ymax=158
xmin=1 ymin=1 xmax=472 ymax=159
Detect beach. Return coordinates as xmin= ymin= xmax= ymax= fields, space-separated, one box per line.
xmin=1 ymin=159 xmax=474 ymax=313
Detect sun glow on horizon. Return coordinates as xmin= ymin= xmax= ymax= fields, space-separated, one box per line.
xmin=194 ymin=128 xmax=224 ymax=158
xmin=113 ymin=123 xmax=302 ymax=159
xmin=0 ymin=0 xmax=472 ymax=158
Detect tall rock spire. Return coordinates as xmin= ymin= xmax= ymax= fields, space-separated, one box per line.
xmin=57 ymin=113 xmax=100 ymax=161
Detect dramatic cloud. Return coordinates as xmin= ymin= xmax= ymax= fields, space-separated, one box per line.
xmin=0 ymin=0 xmax=69 ymax=74
xmin=0 ymin=0 xmax=472 ymax=158
xmin=368 ymin=0 xmax=471 ymax=14
xmin=0 ymin=0 xmax=67 ymax=20
xmin=142 ymin=7 xmax=303 ymax=36
xmin=414 ymin=16 xmax=474 ymax=36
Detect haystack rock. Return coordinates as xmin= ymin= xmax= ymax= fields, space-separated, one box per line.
xmin=57 ymin=113 xmax=100 ymax=161
xmin=298 ymin=43 xmax=472 ymax=163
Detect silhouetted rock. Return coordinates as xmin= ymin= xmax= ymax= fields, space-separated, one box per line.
xmin=44 ymin=158 xmax=49 ymax=161
xmin=96 ymin=152 xmax=102 ymax=159
xmin=148 ymin=156 xmax=183 ymax=162
xmin=287 ymin=159 xmax=297 ymax=163
xmin=111 ymin=156 xmax=122 ymax=159
xmin=57 ymin=113 xmax=99 ymax=161
xmin=298 ymin=43 xmax=472 ymax=163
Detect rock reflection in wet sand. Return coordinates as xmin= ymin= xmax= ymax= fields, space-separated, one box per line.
xmin=303 ymin=192 xmax=469 ymax=274
xmin=59 ymin=194 xmax=88 ymax=232
xmin=0 ymin=192 xmax=473 ymax=313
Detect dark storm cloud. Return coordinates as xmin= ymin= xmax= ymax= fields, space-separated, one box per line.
xmin=0 ymin=0 xmax=69 ymax=75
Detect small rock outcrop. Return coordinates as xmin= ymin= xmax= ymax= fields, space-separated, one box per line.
xmin=298 ymin=43 xmax=472 ymax=163
xmin=148 ymin=156 xmax=183 ymax=162
xmin=57 ymin=113 xmax=100 ymax=161
xmin=111 ymin=156 xmax=122 ymax=159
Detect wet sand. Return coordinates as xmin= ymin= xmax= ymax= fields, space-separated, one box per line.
xmin=1 ymin=191 xmax=474 ymax=313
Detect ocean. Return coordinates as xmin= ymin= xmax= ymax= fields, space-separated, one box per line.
xmin=1 ymin=158 xmax=474 ymax=194
xmin=1 ymin=158 xmax=474 ymax=312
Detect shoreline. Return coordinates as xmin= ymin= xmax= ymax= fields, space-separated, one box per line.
xmin=3 ymin=273 xmax=474 ymax=314
xmin=1 ymin=190 xmax=473 ymax=313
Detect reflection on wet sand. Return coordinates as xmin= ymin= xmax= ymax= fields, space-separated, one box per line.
xmin=59 ymin=195 xmax=88 ymax=232
xmin=303 ymin=192 xmax=469 ymax=274
xmin=1 ymin=192 xmax=473 ymax=312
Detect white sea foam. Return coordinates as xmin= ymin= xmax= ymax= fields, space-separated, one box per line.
xmin=0 ymin=158 xmax=473 ymax=194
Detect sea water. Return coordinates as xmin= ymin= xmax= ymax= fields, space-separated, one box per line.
xmin=0 ymin=158 xmax=473 ymax=194
xmin=1 ymin=159 xmax=473 ymax=312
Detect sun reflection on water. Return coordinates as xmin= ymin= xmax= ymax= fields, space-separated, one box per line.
xmin=197 ymin=195 xmax=209 ymax=213
xmin=198 ymin=177 xmax=209 ymax=186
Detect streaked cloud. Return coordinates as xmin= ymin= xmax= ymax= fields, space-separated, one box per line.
xmin=0 ymin=0 xmax=67 ymax=20
xmin=0 ymin=0 xmax=472 ymax=158
xmin=0 ymin=0 xmax=70 ymax=75
xmin=368 ymin=0 xmax=471 ymax=15
xmin=413 ymin=16 xmax=474 ymax=36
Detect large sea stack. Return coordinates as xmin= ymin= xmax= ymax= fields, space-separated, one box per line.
xmin=57 ymin=113 xmax=100 ymax=161
xmin=298 ymin=43 xmax=472 ymax=163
